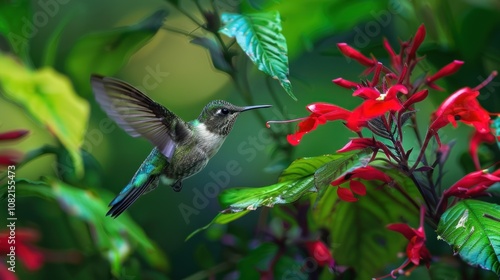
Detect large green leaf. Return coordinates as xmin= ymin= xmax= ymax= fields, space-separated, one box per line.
xmin=437 ymin=200 xmax=500 ymax=275
xmin=186 ymin=151 xmax=371 ymax=239
xmin=65 ymin=10 xmax=167 ymax=94
xmin=0 ymin=53 xmax=89 ymax=176
xmin=313 ymin=182 xmax=418 ymax=279
xmin=220 ymin=12 xmax=295 ymax=100
xmin=14 ymin=178 xmax=169 ymax=276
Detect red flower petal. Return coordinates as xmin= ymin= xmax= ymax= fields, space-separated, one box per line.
xmin=408 ymin=24 xmax=426 ymax=60
xmin=337 ymin=138 xmax=377 ymax=153
xmin=0 ymin=130 xmax=29 ymax=141
xmin=351 ymin=166 xmax=392 ymax=183
xmin=387 ymin=223 xmax=416 ymax=240
xmin=0 ymin=152 xmax=22 ymax=166
xmin=304 ymin=241 xmax=334 ymax=267
xmin=337 ymin=43 xmax=376 ymax=67
xmin=426 ymin=60 xmax=464 ymax=84
xmin=430 ymin=87 xmax=491 ymax=133
xmin=383 ymin=37 xmax=400 ymax=70
xmin=444 ymin=169 xmax=500 ymax=198
xmin=337 ymin=187 xmax=358 ymax=202
xmin=333 ymin=78 xmax=359 ymax=89
xmin=385 ymin=84 xmax=408 ymax=99
xmin=353 ymin=87 xmax=380 ymax=99
xmin=350 ymin=180 xmax=366 ymax=196
xmin=0 ymin=263 xmax=17 ymax=280
xmin=404 ymin=89 xmax=428 ymax=108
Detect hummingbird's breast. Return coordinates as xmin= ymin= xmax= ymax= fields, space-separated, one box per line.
xmin=192 ymin=123 xmax=226 ymax=157
xmin=163 ymin=123 xmax=226 ymax=180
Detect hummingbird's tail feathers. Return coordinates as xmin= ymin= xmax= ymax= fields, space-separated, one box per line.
xmin=106 ymin=175 xmax=159 ymax=218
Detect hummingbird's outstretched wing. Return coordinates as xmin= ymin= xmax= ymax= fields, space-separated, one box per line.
xmin=91 ymin=75 xmax=192 ymax=160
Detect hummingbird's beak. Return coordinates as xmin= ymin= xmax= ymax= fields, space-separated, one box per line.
xmin=240 ymin=104 xmax=272 ymax=112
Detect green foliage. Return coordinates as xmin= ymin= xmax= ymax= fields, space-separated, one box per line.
xmin=220 ymin=11 xmax=295 ymax=100
xmin=15 ymin=178 xmax=169 ymax=277
xmin=0 ymin=53 xmax=89 ymax=177
xmin=65 ymin=10 xmax=167 ymax=95
xmin=242 ymin=0 xmax=390 ymax=57
xmin=458 ymin=8 xmax=500 ymax=62
xmin=314 ymin=182 xmax=418 ymax=278
xmin=188 ymin=150 xmax=372 ymax=239
xmin=437 ymin=200 xmax=500 ymax=275
xmin=220 ymin=150 xmax=371 ymax=211
xmin=0 ymin=0 xmax=31 ymax=62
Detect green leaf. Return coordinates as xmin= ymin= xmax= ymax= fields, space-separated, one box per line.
xmin=65 ymin=9 xmax=167 ymax=95
xmin=313 ymin=180 xmax=418 ymax=279
xmin=0 ymin=53 xmax=89 ymax=177
xmin=185 ymin=211 xmax=249 ymax=241
xmin=437 ymin=200 xmax=500 ymax=275
xmin=15 ymin=178 xmax=169 ymax=276
xmin=220 ymin=12 xmax=295 ymax=100
xmin=220 ymin=150 xmax=372 ymax=212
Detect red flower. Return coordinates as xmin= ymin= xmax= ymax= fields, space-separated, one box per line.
xmin=378 ymin=206 xmax=431 ymax=279
xmin=304 ymin=240 xmax=335 ymax=268
xmin=346 ymin=85 xmax=407 ymax=131
xmin=330 ymin=166 xmax=391 ymax=202
xmin=0 ymin=228 xmax=44 ymax=273
xmin=430 ymin=87 xmax=491 ymax=133
xmin=285 ymin=103 xmax=351 ymax=145
xmin=0 ymin=130 xmax=29 ymax=167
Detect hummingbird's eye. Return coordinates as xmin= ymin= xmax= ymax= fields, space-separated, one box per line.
xmin=219 ymin=108 xmax=230 ymax=115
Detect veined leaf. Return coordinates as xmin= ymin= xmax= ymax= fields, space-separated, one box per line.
xmin=15 ymin=179 xmax=169 ymax=276
xmin=66 ymin=9 xmax=167 ymax=95
xmin=220 ymin=12 xmax=295 ymax=100
xmin=313 ymin=181 xmax=418 ymax=279
xmin=0 ymin=53 xmax=89 ymax=176
xmin=437 ymin=200 xmax=500 ymax=275
xmin=187 ymin=151 xmax=371 ymax=239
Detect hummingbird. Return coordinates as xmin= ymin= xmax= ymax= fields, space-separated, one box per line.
xmin=90 ymin=75 xmax=271 ymax=218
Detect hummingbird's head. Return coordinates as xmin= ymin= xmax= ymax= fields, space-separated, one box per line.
xmin=198 ymin=100 xmax=271 ymax=136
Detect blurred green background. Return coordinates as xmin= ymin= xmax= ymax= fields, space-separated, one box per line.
xmin=1 ymin=0 xmax=500 ymax=279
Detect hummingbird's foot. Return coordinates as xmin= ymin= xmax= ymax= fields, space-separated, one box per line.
xmin=172 ymin=180 xmax=183 ymax=192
